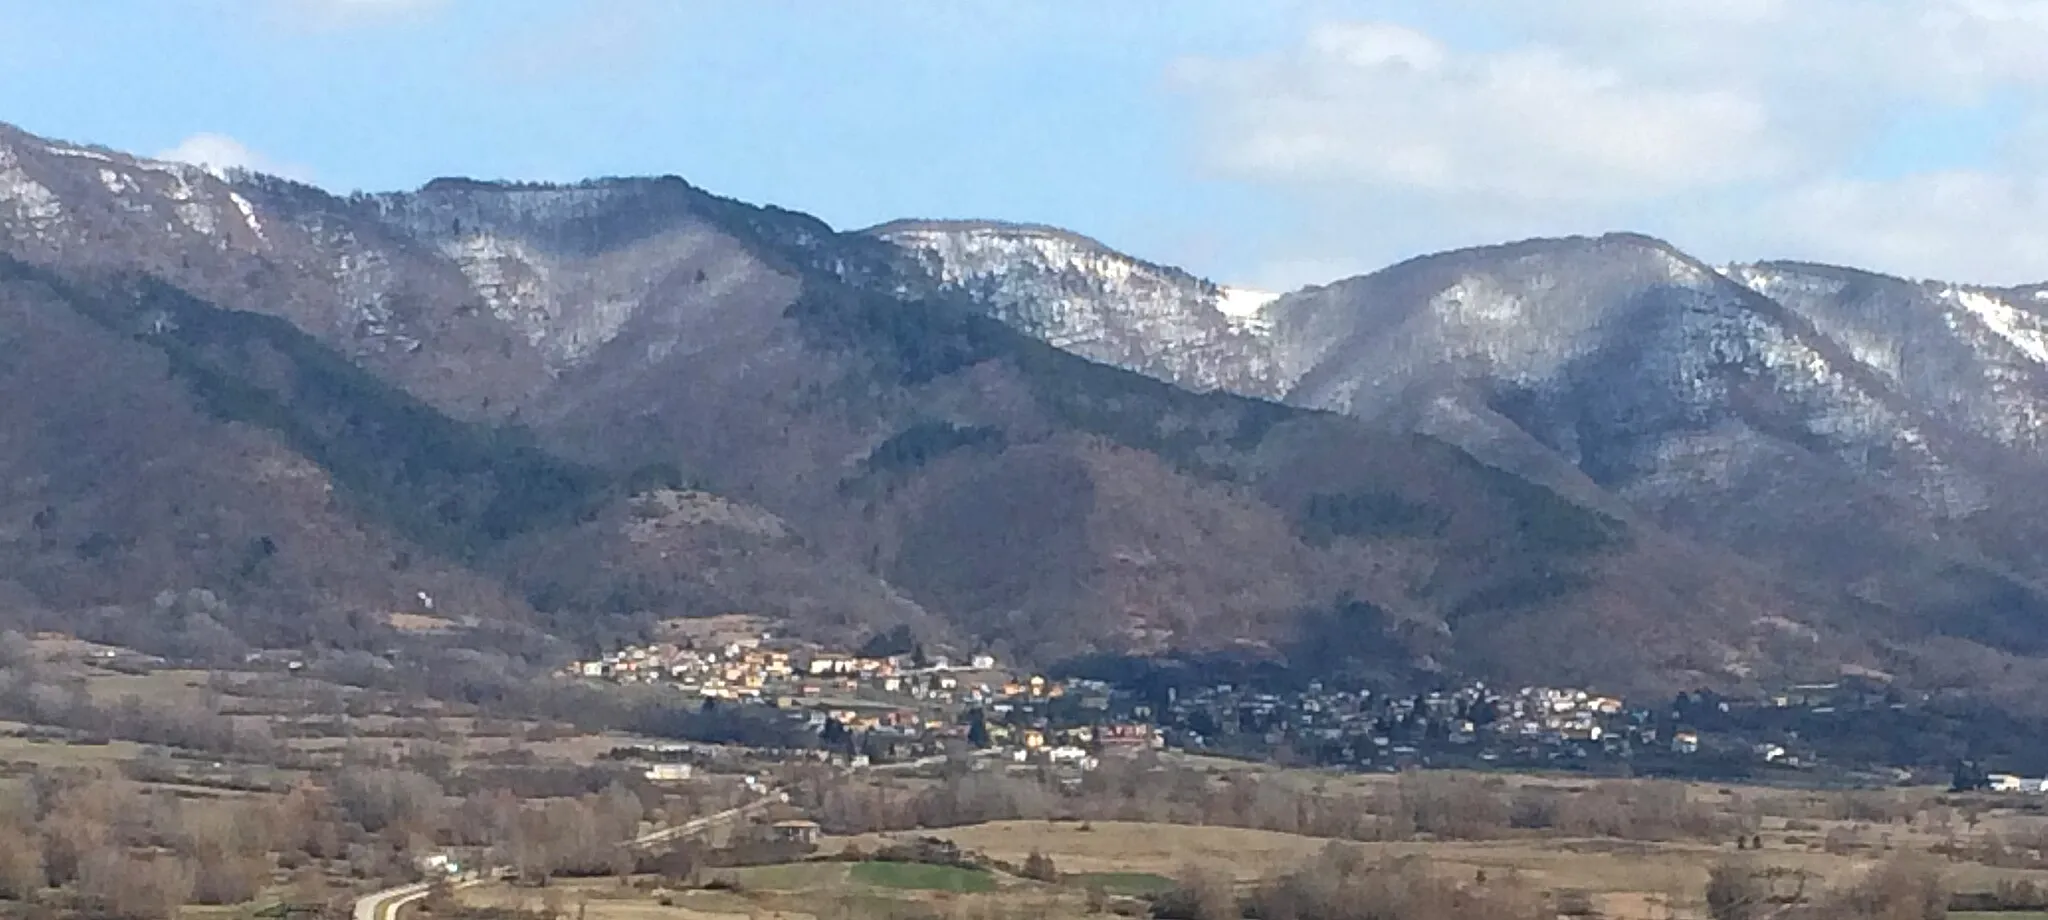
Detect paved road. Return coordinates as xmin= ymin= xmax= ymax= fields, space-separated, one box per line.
xmin=351 ymin=880 xmax=437 ymax=920
xmin=873 ymin=750 xmax=1004 ymax=773
xmin=627 ymin=790 xmax=784 ymax=846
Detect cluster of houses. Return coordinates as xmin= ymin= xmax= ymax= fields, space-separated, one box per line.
xmin=1158 ymin=681 xmax=1640 ymax=754
xmin=566 ymin=638 xmax=1001 ymax=704
xmin=565 ymin=638 xmax=1165 ymax=769
xmin=566 ymin=637 xmax=1901 ymax=779
xmin=1136 ymin=679 xmax=1767 ymax=769
xmin=1139 ymin=677 xmax=1943 ymax=774
xmin=569 ymin=640 xmax=1712 ymax=774
xmin=794 ymin=672 xmax=1164 ymax=770
xmin=978 ymin=698 xmax=1164 ymax=771
xmin=1987 ymin=773 xmax=2048 ymax=794
xmin=1494 ymin=687 xmax=1629 ymax=742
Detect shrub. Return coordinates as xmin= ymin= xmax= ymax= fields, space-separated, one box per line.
xmin=1705 ymin=861 xmax=1769 ymax=920
xmin=1022 ymin=850 xmax=1059 ymax=883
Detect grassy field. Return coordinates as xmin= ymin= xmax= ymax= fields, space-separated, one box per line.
xmin=81 ymin=668 xmax=213 ymax=704
xmin=730 ymin=862 xmax=850 ymax=890
xmin=0 ymin=725 xmax=144 ymax=768
xmin=457 ymin=881 xmax=776 ymax=920
xmin=848 ymin=861 xmax=998 ymax=893
xmin=833 ymin=821 xmax=1329 ymax=880
xmin=1065 ymin=871 xmax=1177 ymax=896
xmin=456 ymin=865 xmax=1048 ymax=920
xmin=18 ymin=632 xmax=2048 ymax=920
xmin=726 ymin=860 xmax=1009 ymax=896
xmin=832 ymin=819 xmax=2048 ymax=920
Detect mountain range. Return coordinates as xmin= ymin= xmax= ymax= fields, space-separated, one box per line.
xmin=4 ymin=122 xmax=2046 ymax=701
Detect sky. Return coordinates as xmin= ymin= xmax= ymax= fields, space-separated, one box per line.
xmin=5 ymin=0 xmax=2048 ymax=290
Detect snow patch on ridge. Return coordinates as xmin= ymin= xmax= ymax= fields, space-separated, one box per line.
xmin=1944 ymin=287 xmax=2048 ymax=367
xmin=441 ymin=233 xmax=634 ymax=365
xmin=1216 ymin=286 xmax=1279 ymax=318
xmin=1217 ymin=286 xmax=1279 ymax=334
xmin=97 ymin=169 xmax=136 ymax=195
xmin=449 ymin=234 xmax=553 ymax=345
xmin=227 ymin=191 xmax=265 ymax=242
xmin=163 ymin=168 xmax=216 ymax=236
xmin=0 ymin=144 xmax=62 ymax=228
xmin=875 ymin=223 xmax=1282 ymax=395
xmin=1729 ymin=265 xmax=1909 ymax=383
xmin=45 ymin=145 xmax=115 ymax=164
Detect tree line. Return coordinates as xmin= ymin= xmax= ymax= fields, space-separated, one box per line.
xmin=792 ymin=755 xmax=1747 ymax=845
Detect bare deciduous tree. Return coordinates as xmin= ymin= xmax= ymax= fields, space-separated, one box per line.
xmin=0 ymin=823 xmax=43 ymax=900
xmin=77 ymin=850 xmax=192 ymax=920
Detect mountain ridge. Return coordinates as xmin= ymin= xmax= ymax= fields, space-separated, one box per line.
xmin=870 ymin=216 xmax=2048 ymax=706
xmin=0 ymin=120 xmax=2034 ymax=700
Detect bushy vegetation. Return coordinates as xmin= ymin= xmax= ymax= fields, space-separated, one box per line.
xmin=1235 ymin=848 xmax=1550 ymax=920
xmin=794 ymin=756 xmax=1743 ymax=845
xmin=784 ymin=279 xmax=1293 ymax=479
xmin=1706 ymin=856 xmax=1947 ymax=920
xmin=860 ymin=422 xmax=1005 ymax=478
xmin=0 ymin=642 xmax=277 ymax=757
xmin=1283 ymin=596 xmax=1434 ymax=687
xmin=624 ymin=699 xmax=821 ymax=750
xmin=4 ymin=260 xmax=612 ymax=563
xmin=124 ymin=277 xmax=605 ymax=554
xmin=786 ymin=286 xmax=1009 ymax=387
xmin=1297 ymin=490 xmax=1447 ymax=544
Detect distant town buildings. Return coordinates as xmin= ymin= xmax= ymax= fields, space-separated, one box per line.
xmin=564 ymin=632 xmax=1903 ymax=779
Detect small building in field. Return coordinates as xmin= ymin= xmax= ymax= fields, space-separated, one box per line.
xmin=418 ymin=853 xmax=462 ymax=876
xmin=644 ymin=763 xmax=694 ymax=782
xmin=770 ymin=820 xmax=821 ymax=845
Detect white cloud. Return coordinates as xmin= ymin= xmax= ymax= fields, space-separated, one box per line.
xmin=1177 ymin=22 xmax=1780 ymax=206
xmin=156 ymin=133 xmax=309 ymax=182
xmin=1176 ymin=3 xmax=2048 ymax=287
xmin=1459 ymin=0 xmax=2048 ymax=105
xmin=1756 ymin=172 xmax=2048 ymax=284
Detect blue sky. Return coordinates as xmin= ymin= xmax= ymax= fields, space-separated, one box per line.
xmin=6 ymin=0 xmax=2048 ymax=287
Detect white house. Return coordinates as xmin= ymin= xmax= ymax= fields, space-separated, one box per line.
xmin=644 ymin=763 xmax=693 ymax=782
xmin=419 ymin=853 xmax=461 ymax=876
xmin=1987 ymin=774 xmax=2048 ymax=793
xmin=1046 ymin=745 xmax=1090 ymax=764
